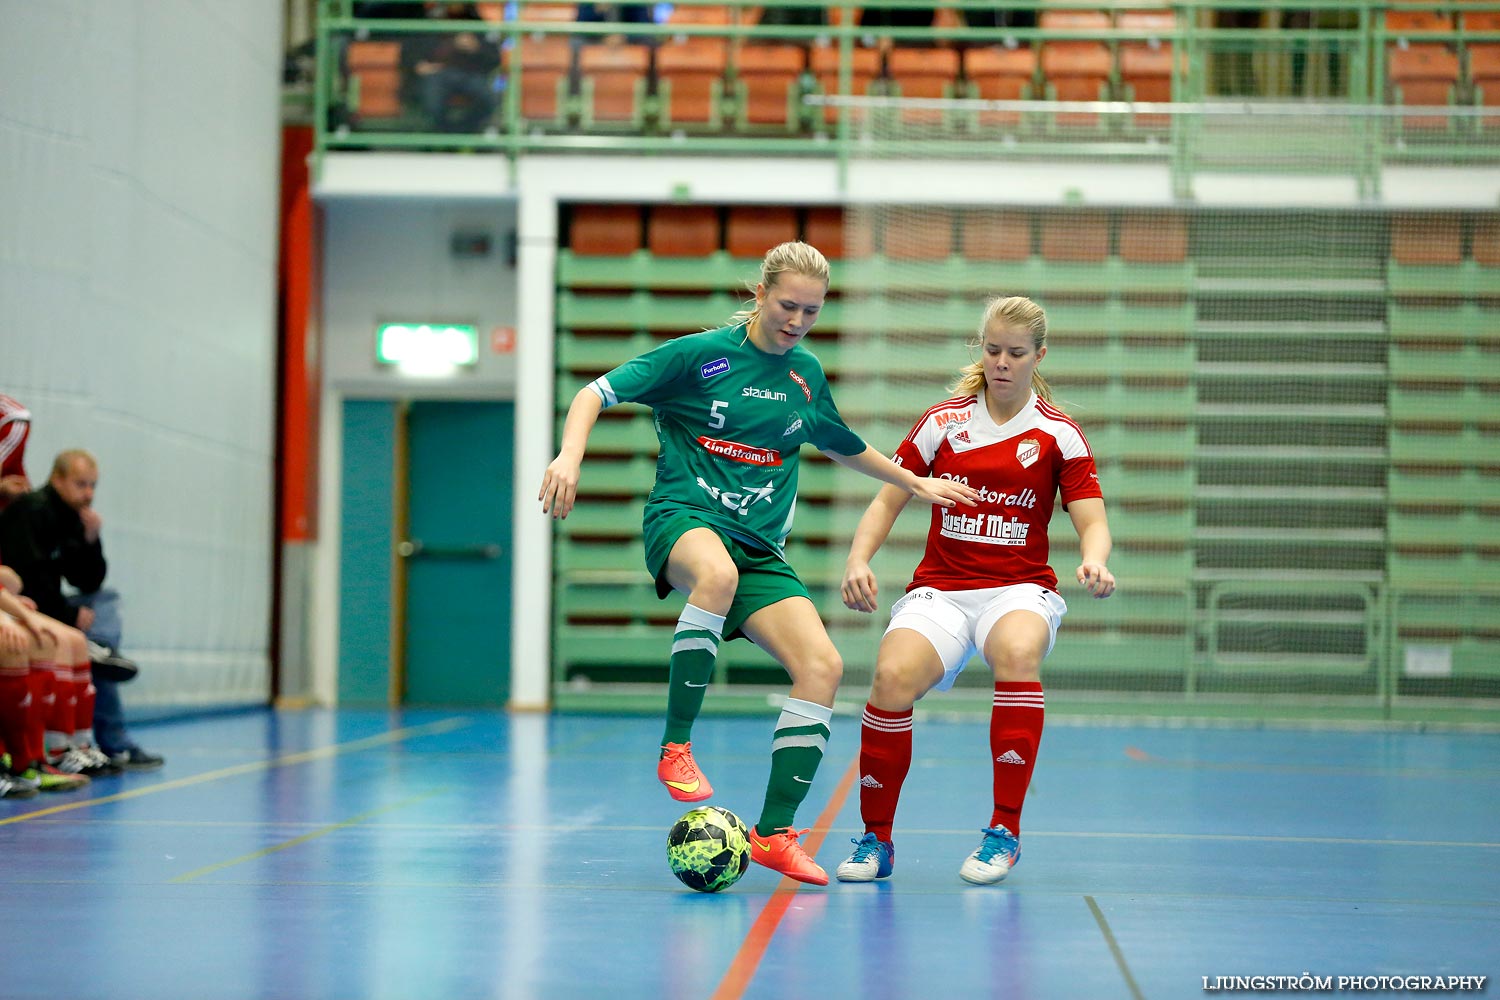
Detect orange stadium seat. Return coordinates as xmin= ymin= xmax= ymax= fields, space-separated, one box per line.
xmin=963 ymin=46 xmax=1036 ymax=128
xmin=1117 ymin=8 xmax=1179 ymax=126
xmin=1040 ymin=9 xmax=1113 ymax=126
xmin=1039 ymin=211 xmax=1110 ymax=262
xmin=667 ymin=4 xmax=733 ymax=25
xmin=648 ymin=205 xmax=722 ymax=257
xmin=1472 ymin=216 xmax=1500 ymax=266
xmin=1388 ymin=45 xmax=1461 ymax=129
xmin=960 ymin=211 xmax=1033 ymax=262
xmin=571 ymin=204 xmax=644 ymax=256
xmin=518 ymin=3 xmax=579 ymax=22
xmin=577 ymin=43 xmax=652 ymax=126
xmin=1390 ymin=214 xmax=1463 ymax=265
xmin=346 ymin=40 xmax=405 ymax=121
xmin=734 ymin=43 xmax=808 ymax=128
xmin=805 ymin=206 xmax=876 ymax=259
xmin=656 ymin=39 xmax=731 ymax=128
xmin=726 ymin=206 xmax=799 ymax=257
xmin=808 ymin=44 xmax=883 ymax=126
xmin=885 ymin=46 xmax=961 ymax=125
xmin=1470 ymin=42 xmax=1500 ymax=126
xmin=505 ymin=34 xmax=575 ymax=125
xmin=882 ymin=209 xmax=956 ymax=260
xmin=1119 ymin=212 xmax=1188 ymax=263
xmin=1385 ymin=7 xmax=1455 ymax=37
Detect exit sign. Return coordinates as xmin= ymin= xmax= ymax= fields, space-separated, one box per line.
xmin=376 ymin=323 xmax=479 ymax=369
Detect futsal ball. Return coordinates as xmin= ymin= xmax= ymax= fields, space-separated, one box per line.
xmin=666 ymin=805 xmax=751 ymax=893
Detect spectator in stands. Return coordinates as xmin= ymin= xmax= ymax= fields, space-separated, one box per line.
xmin=539 ymin=240 xmax=977 ymax=885
xmin=0 ymin=449 xmax=163 ymax=771
xmin=833 ymin=295 xmax=1113 ymax=887
xmin=405 ymin=1 xmax=503 ymax=132
xmin=859 ymin=4 xmax=939 ymax=48
xmin=0 ymin=394 xmax=31 ymax=511
xmin=577 ymin=2 xmax=656 ymax=46
xmin=962 ymin=5 xmax=1035 ymax=33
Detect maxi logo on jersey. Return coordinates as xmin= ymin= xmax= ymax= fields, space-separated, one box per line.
xmin=697 ymin=436 xmax=782 ymax=466
xmin=696 ymin=477 xmax=776 ymax=514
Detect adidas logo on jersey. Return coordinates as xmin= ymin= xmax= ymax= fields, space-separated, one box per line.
xmin=953 ymin=429 xmax=971 ymax=444
xmin=995 ymin=750 xmax=1027 ymax=765
xmin=859 ymin=774 xmax=884 ymax=789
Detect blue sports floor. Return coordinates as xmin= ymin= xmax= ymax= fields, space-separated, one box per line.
xmin=2 ymin=708 xmax=1496 ymax=1000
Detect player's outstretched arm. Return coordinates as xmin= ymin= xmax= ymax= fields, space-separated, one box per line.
xmin=539 ymin=388 xmax=605 ymax=520
xmin=841 ymin=483 xmax=911 ymax=613
xmin=1067 ymin=497 xmax=1115 ymax=598
xmin=824 ymin=445 xmax=979 ymax=509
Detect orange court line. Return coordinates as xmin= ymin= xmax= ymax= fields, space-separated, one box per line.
xmin=710 ymin=752 xmax=860 ymax=1000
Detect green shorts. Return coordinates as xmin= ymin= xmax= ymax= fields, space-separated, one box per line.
xmin=642 ymin=506 xmax=811 ymax=641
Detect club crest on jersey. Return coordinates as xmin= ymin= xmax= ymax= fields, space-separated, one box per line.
xmin=701 ymin=358 xmax=730 ymax=379
xmin=788 ymin=369 xmax=812 ymax=401
xmin=1016 ymin=438 xmax=1040 ymax=469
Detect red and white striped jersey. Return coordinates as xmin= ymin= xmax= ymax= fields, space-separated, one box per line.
xmin=892 ymin=392 xmax=1101 ymax=593
xmin=0 ymin=395 xmax=30 ymax=480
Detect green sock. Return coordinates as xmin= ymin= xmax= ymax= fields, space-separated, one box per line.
xmin=755 ymin=697 xmax=833 ymax=836
xmin=661 ymin=604 xmax=724 ymax=746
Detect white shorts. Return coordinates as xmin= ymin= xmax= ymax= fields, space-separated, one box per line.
xmin=883 ymin=583 xmax=1068 ymax=691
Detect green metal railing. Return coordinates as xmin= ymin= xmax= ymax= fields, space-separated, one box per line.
xmin=313 ymin=0 xmax=1500 ymax=193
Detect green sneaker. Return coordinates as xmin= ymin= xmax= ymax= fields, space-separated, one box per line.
xmin=21 ymin=763 xmax=90 ymax=793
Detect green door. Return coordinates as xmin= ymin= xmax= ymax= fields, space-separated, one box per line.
xmin=400 ymin=400 xmax=514 ymax=707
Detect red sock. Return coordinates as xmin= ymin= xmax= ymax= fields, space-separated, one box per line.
xmin=49 ymin=665 xmax=77 ymax=736
xmin=26 ymin=664 xmax=55 ymax=766
xmin=990 ymin=682 xmax=1044 ymax=838
xmin=72 ymin=663 xmax=94 ymax=738
xmin=0 ymin=670 xmax=30 ymax=769
xmin=858 ymin=704 xmax=913 ymax=842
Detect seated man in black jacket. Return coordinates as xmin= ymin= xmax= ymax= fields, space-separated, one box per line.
xmin=0 ymin=449 xmax=162 ymax=770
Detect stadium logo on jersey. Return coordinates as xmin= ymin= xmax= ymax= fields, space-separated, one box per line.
xmin=782 ymin=414 xmax=803 ymax=438
xmin=788 ymin=369 xmax=812 ymax=401
xmin=940 ymin=509 xmax=1031 ymax=546
xmin=695 ymin=476 xmax=776 ymax=514
xmin=743 ymin=386 xmax=788 ymax=402
xmin=697 ymin=436 xmax=782 ymax=466
xmin=1016 ymin=438 xmax=1040 ymax=469
xmin=701 ymin=358 xmax=731 ymax=379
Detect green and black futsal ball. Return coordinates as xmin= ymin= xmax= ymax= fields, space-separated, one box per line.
xmin=666 ymin=806 xmax=751 ymax=892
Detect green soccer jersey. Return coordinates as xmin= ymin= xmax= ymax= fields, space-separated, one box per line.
xmin=589 ymin=323 xmax=866 ymax=556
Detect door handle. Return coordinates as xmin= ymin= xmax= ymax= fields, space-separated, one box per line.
xmin=398 ymin=539 xmax=502 ymax=560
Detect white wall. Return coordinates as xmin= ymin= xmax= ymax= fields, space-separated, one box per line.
xmin=320 ymin=198 xmax=520 ymax=398
xmin=0 ymin=0 xmax=284 ymax=706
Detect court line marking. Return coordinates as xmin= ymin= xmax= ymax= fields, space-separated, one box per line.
xmin=170 ymin=787 xmax=449 ymax=884
xmin=24 ymin=819 xmax=1498 ymax=851
xmin=710 ymin=751 xmax=860 ymax=1000
xmin=0 ymin=716 xmax=472 ymax=828
xmin=1086 ymin=894 xmax=1146 ymax=1000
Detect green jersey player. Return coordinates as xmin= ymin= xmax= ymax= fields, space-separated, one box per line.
xmin=541 ymin=240 xmax=977 ymax=885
